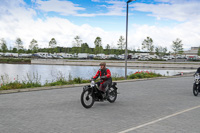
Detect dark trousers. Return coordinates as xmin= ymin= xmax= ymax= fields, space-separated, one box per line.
xmin=97 ymin=78 xmax=112 ymax=92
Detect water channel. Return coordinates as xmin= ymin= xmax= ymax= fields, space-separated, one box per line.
xmin=0 ymin=64 xmax=195 ymax=85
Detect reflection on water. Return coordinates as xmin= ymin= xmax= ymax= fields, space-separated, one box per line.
xmin=0 ymin=64 xmax=195 ymax=85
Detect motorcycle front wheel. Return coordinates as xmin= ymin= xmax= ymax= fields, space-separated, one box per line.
xmin=81 ymin=89 xmax=94 ymax=108
xmin=193 ymin=83 xmax=199 ymax=96
xmin=107 ymin=86 xmax=117 ymax=103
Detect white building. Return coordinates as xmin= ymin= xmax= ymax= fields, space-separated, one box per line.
xmin=184 ymin=47 xmax=198 ymax=56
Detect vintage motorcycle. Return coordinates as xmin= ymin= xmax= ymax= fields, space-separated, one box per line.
xmin=81 ymin=80 xmax=118 ymax=108
xmin=193 ymin=73 xmax=200 ymax=96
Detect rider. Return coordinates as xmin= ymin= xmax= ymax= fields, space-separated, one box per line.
xmin=92 ymin=62 xmax=112 ymax=97
xmin=196 ymin=67 xmax=200 ymax=73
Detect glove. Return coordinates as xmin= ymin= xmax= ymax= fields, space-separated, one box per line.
xmin=100 ymin=79 xmax=103 ymax=83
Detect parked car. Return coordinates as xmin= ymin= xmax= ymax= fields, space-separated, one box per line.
xmin=78 ymin=53 xmax=89 ymax=59
xmin=139 ymin=56 xmax=149 ymax=60
xmin=162 ymin=56 xmax=169 ymax=61
xmin=32 ymin=54 xmax=43 ymax=58
xmin=46 ymin=55 xmax=52 ymax=58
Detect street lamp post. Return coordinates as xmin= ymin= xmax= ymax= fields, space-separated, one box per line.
xmin=125 ymin=0 xmax=135 ymax=79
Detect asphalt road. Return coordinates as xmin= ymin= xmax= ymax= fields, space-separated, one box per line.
xmin=1 ymin=76 xmax=200 ymax=133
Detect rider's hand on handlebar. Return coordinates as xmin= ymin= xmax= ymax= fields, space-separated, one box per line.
xmin=90 ymin=78 xmax=95 ymax=82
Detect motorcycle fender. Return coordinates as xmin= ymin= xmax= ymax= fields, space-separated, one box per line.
xmin=114 ymin=86 xmax=118 ymax=90
xmin=112 ymin=82 xmax=117 ymax=86
xmin=111 ymin=82 xmax=118 ymax=90
xmin=83 ymin=85 xmax=90 ymax=91
xmin=83 ymin=85 xmax=92 ymax=91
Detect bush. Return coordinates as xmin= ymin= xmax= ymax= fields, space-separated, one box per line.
xmin=73 ymin=77 xmax=82 ymax=84
xmin=0 ymin=71 xmax=162 ymax=90
xmin=0 ymin=81 xmax=42 ymax=90
xmin=0 ymin=58 xmax=31 ymax=64
xmin=128 ymin=71 xmax=162 ymax=79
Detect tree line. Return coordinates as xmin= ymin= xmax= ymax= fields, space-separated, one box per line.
xmin=0 ymin=35 xmax=188 ymax=57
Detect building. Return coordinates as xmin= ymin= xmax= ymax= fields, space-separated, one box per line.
xmin=184 ymin=47 xmax=199 ymax=56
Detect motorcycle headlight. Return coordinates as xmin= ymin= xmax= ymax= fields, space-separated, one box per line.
xmin=91 ymin=81 xmax=95 ymax=87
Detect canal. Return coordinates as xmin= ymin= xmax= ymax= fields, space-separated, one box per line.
xmin=0 ymin=64 xmax=195 ymax=85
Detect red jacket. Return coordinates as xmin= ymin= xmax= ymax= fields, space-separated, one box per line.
xmin=93 ymin=68 xmax=111 ymax=84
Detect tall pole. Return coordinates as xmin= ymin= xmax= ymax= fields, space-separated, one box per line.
xmin=125 ymin=0 xmax=135 ymax=79
xmin=125 ymin=2 xmax=129 ymax=80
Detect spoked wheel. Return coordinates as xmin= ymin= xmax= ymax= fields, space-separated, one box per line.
xmin=193 ymin=83 xmax=199 ymax=96
xmin=81 ymin=89 xmax=94 ymax=108
xmin=107 ymin=87 xmax=117 ymax=103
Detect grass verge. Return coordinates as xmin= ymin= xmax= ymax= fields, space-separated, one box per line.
xmin=0 ymin=71 xmax=162 ymax=90
xmin=0 ymin=58 xmax=31 ymax=64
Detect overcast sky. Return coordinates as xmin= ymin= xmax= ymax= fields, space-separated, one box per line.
xmin=0 ymin=0 xmax=200 ymax=51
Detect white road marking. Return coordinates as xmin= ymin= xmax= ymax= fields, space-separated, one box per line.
xmin=118 ymin=105 xmax=200 ymax=133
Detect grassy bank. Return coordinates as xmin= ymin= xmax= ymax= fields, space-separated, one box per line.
xmin=0 ymin=71 xmax=162 ymax=90
xmin=0 ymin=58 xmax=31 ymax=64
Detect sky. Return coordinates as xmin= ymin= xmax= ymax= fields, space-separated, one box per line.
xmin=0 ymin=0 xmax=200 ymax=52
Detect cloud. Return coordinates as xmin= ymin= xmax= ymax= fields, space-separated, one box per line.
xmin=102 ymin=1 xmax=126 ymax=16
xmin=154 ymin=0 xmax=171 ymax=2
xmin=78 ymin=1 xmax=126 ymax=17
xmin=33 ymin=0 xmax=200 ymax=20
xmin=128 ymin=19 xmax=200 ymax=51
xmin=127 ymin=0 xmax=200 ymax=50
xmin=91 ymin=0 xmax=101 ymax=2
xmin=0 ymin=0 xmax=122 ymax=49
xmin=34 ymin=0 xmax=127 ymax=17
xmin=35 ymin=0 xmax=85 ymax=16
xmin=132 ymin=0 xmax=200 ymax=21
xmin=0 ymin=0 xmax=200 ymax=52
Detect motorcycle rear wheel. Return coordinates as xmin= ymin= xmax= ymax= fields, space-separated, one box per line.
xmin=107 ymin=87 xmax=117 ymax=103
xmin=81 ymin=89 xmax=94 ymax=108
xmin=193 ymin=83 xmax=199 ymax=96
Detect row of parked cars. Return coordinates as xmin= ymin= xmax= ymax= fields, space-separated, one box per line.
xmin=0 ymin=52 xmax=197 ymax=61
xmin=0 ymin=53 xmax=64 ymax=59
xmin=32 ymin=54 xmax=64 ymax=59
xmin=136 ymin=55 xmax=189 ymax=61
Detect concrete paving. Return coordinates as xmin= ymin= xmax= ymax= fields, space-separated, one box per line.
xmin=0 ymin=76 xmax=200 ymax=133
xmin=31 ymin=59 xmax=200 ymax=69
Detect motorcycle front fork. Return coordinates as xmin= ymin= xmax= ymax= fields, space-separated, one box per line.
xmin=196 ymin=83 xmax=200 ymax=92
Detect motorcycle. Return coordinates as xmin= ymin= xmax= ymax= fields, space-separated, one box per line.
xmin=193 ymin=73 xmax=200 ymax=96
xmin=81 ymin=80 xmax=118 ymax=108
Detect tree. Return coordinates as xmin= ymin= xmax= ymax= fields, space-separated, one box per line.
xmin=29 ymin=39 xmax=38 ymax=53
xmin=163 ymin=47 xmax=167 ymax=55
xmin=117 ymin=36 xmax=126 ymax=55
xmin=117 ymin=36 xmax=125 ymax=50
xmin=49 ymin=38 xmax=57 ymax=48
xmin=81 ymin=43 xmax=90 ymax=53
xmin=12 ymin=48 xmax=17 ymax=53
xmin=73 ymin=36 xmax=82 ymax=47
xmin=171 ymin=38 xmax=183 ymax=62
xmin=94 ymin=37 xmax=103 ymax=54
xmin=72 ymin=36 xmax=82 ymax=54
xmin=198 ymin=47 xmax=200 ymax=56
xmin=142 ymin=37 xmax=154 ymax=54
xmin=49 ymin=38 xmax=57 ymax=53
xmin=0 ymin=38 xmax=8 ymax=54
xmin=155 ymin=46 xmax=167 ymax=58
xmin=15 ymin=38 xmax=23 ymax=57
xmin=105 ymin=44 xmax=111 ymax=55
